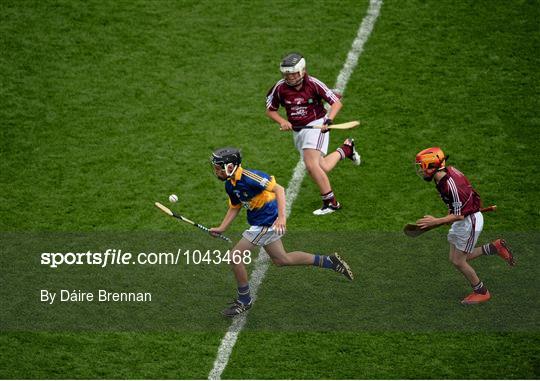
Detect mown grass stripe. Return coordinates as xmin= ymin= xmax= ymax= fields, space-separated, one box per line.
xmin=208 ymin=1 xmax=383 ymax=379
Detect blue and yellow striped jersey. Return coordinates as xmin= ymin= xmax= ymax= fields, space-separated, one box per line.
xmin=225 ymin=167 xmax=277 ymax=226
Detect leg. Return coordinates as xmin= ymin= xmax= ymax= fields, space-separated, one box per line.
xmin=303 ymin=148 xmax=332 ymax=194
xmin=466 ymin=241 xmax=515 ymax=266
xmin=263 ymin=239 xmax=354 ymax=280
xmin=319 ymin=138 xmax=361 ymax=173
xmin=294 ymin=128 xmax=343 ymax=215
xmin=447 ymin=214 xmax=490 ymax=304
xmin=320 ymin=151 xmax=341 ymax=173
xmin=263 ymin=239 xmax=316 ymax=266
xmin=466 ymin=246 xmax=484 ymax=261
xmin=449 ymin=244 xmax=480 ymax=285
xmin=230 ymin=238 xmax=256 ymax=285
xmin=304 ymin=149 xmax=342 ymax=215
xmin=222 ymin=238 xmax=257 ymax=317
xmin=449 ymin=244 xmax=491 ymax=304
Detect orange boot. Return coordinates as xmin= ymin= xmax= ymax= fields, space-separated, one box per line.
xmin=461 ymin=290 xmax=491 ymax=305
xmin=493 ymin=239 xmax=516 ymax=266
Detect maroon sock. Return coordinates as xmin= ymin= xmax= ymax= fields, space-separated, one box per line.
xmin=472 ymin=281 xmax=487 ymax=295
xmin=337 ymin=143 xmax=353 ymax=159
xmin=321 ymin=191 xmax=337 ymax=206
xmin=482 ymin=243 xmax=497 ymax=255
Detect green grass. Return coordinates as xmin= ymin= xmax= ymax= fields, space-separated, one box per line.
xmin=223 ymin=332 xmax=538 ymax=379
xmin=1 ymin=0 xmax=539 ymax=379
xmin=0 ymin=332 xmax=222 ymax=379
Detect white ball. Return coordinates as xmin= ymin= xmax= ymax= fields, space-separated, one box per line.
xmin=168 ymin=194 xmax=178 ymax=203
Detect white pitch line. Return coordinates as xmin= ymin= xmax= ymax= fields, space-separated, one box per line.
xmin=208 ymin=1 xmax=382 ymax=379
xmin=207 ymin=160 xmax=305 ymax=380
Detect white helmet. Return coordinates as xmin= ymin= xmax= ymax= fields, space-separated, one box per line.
xmin=280 ymin=53 xmax=306 ymax=86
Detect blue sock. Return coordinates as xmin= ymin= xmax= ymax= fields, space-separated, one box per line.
xmin=313 ymin=254 xmax=333 ymax=269
xmin=237 ymin=284 xmax=251 ymax=304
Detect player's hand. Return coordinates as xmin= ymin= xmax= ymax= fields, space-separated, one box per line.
xmin=272 ymin=217 xmax=286 ymax=235
xmin=321 ymin=118 xmax=333 ymax=133
xmin=279 ymin=121 xmax=293 ymax=131
xmin=416 ymin=215 xmax=438 ymax=229
xmin=209 ymin=227 xmax=224 ymax=238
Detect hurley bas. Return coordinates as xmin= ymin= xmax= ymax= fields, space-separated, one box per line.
xmin=40 ymin=289 xmax=152 ymax=304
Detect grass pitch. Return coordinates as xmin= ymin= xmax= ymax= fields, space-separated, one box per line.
xmin=1 ymin=0 xmax=539 ymax=379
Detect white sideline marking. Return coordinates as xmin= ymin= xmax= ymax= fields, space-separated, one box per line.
xmin=208 ymin=1 xmax=382 ymax=379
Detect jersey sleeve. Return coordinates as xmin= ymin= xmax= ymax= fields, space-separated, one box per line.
xmin=266 ymin=82 xmax=282 ymax=111
xmin=242 ymin=169 xmax=276 ymax=192
xmin=311 ymin=76 xmax=340 ymax=105
xmin=446 ymin=177 xmax=463 ymax=215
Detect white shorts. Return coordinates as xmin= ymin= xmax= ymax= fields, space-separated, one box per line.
xmin=293 ymin=117 xmax=329 ymax=155
xmin=242 ymin=225 xmax=282 ymax=247
xmin=447 ymin=212 xmax=484 ymax=253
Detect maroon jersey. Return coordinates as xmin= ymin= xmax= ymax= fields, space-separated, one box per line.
xmin=436 ymin=166 xmax=481 ymax=216
xmin=266 ymin=75 xmax=340 ymax=126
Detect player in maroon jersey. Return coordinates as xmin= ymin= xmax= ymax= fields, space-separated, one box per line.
xmin=415 ymin=147 xmax=515 ymax=305
xmin=265 ymin=52 xmax=361 ymax=216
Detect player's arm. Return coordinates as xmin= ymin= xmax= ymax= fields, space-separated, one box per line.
xmin=210 ymin=206 xmax=241 ymax=235
xmin=417 ymin=179 xmax=466 ymax=229
xmin=266 ymin=109 xmax=292 ymax=131
xmin=319 ymin=84 xmax=343 ymax=132
xmin=321 ymin=99 xmax=343 ymax=133
xmin=416 ymin=213 xmax=464 ymax=229
xmin=325 ymin=99 xmax=343 ymax=123
xmin=210 ymin=201 xmax=242 ymax=235
xmin=265 ymin=86 xmax=292 ymax=131
xmin=270 ymin=183 xmax=287 ymax=234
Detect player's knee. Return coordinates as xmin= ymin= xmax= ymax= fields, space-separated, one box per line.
xmin=450 ymin=256 xmax=465 ymax=268
xmin=304 ymin=160 xmax=318 ymax=174
xmin=320 ymin=164 xmax=331 ymax=173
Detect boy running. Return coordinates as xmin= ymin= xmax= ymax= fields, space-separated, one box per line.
xmin=266 ymin=52 xmax=361 ymax=215
xmin=415 ymin=147 xmax=515 ymax=305
xmin=209 ymin=147 xmax=354 ymax=317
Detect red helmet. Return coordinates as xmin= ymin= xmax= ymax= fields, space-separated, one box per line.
xmin=415 ymin=147 xmax=447 ymax=181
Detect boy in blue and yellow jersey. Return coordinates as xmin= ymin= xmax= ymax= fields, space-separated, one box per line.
xmin=209 ymin=147 xmax=354 ymax=317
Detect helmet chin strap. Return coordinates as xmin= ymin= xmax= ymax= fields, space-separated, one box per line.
xmin=285 ymin=72 xmax=304 ymax=87
xmin=225 ymin=164 xmax=238 ymax=177
xmin=282 ymin=69 xmax=305 ymax=86
xmin=425 ymin=167 xmax=446 ymax=182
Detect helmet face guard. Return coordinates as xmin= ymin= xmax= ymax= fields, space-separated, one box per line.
xmin=415 ymin=147 xmax=446 ymax=181
xmin=211 ymin=147 xmax=242 ymax=180
xmin=280 ymin=53 xmax=306 ymax=86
